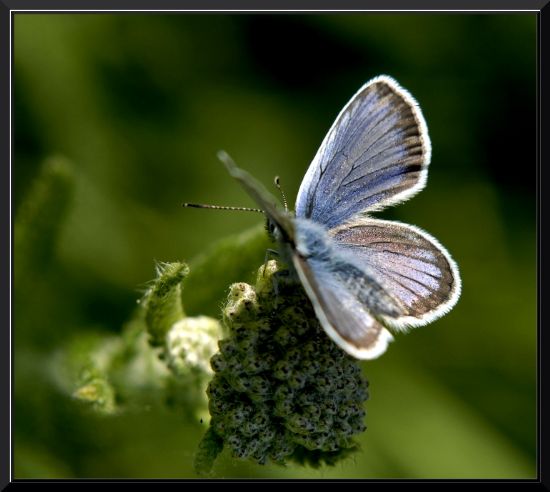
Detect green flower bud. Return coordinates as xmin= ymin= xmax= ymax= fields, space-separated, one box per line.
xmin=165 ymin=316 xmax=221 ymax=376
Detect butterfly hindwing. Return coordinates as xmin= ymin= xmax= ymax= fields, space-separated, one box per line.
xmin=295 ymin=75 xmax=431 ymax=229
xmin=292 ymin=252 xmax=395 ymax=360
xmin=329 ymin=218 xmax=461 ymax=330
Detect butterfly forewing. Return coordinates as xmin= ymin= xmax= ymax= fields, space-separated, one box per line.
xmin=295 ymin=75 xmax=431 ymax=229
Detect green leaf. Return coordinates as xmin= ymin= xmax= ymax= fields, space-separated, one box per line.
xmin=184 ymin=223 xmax=272 ymax=317
xmin=194 ymin=427 xmax=224 ymax=477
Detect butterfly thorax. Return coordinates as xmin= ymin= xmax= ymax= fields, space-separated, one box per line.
xmin=293 ymin=218 xmax=333 ymax=261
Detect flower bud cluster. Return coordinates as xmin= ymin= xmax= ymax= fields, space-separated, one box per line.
xmin=205 ymin=260 xmax=369 ymax=467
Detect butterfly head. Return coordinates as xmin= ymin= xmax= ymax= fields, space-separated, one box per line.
xmin=219 ymin=150 xmax=296 ymax=246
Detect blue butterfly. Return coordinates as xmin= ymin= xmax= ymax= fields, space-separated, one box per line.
xmin=219 ymin=75 xmax=461 ymax=360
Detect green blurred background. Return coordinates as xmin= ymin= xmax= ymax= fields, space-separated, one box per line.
xmin=13 ymin=14 xmax=536 ymax=478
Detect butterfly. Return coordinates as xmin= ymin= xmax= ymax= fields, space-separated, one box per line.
xmin=218 ymin=75 xmax=461 ymax=360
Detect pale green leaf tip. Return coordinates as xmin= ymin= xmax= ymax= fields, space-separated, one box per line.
xmin=142 ymin=261 xmax=190 ymax=347
xmin=73 ymin=378 xmax=117 ymax=415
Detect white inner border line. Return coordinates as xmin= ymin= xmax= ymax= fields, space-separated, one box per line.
xmin=9 ymin=8 xmax=12 ymax=485
xmin=9 ymin=9 xmax=541 ymax=12
xmin=8 ymin=7 xmax=540 ymax=483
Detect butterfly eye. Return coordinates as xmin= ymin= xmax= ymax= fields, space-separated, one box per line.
xmin=264 ymin=218 xmax=278 ymax=240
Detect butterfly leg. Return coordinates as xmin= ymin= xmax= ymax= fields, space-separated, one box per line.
xmin=264 ymin=248 xmax=279 ymax=261
xmin=258 ymin=249 xmax=295 ymax=298
xmin=261 ymin=249 xmax=280 ymax=279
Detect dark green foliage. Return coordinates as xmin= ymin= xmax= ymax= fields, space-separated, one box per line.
xmin=52 ymin=262 xmax=222 ymax=421
xmin=14 ymin=156 xmax=74 ymax=279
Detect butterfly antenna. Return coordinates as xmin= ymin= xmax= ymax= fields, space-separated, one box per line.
xmin=182 ymin=203 xmax=264 ymax=213
xmin=274 ymin=176 xmax=288 ymax=212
